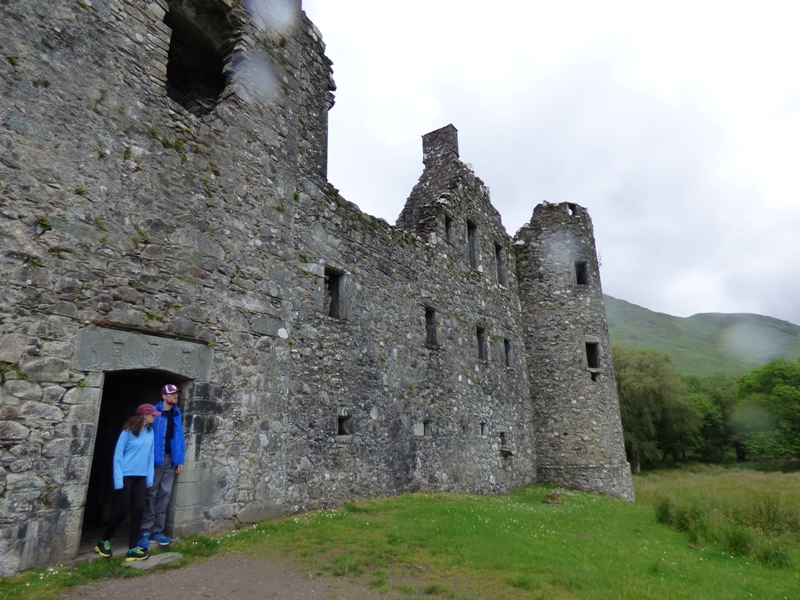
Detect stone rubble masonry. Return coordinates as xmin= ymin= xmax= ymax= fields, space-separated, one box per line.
xmin=0 ymin=0 xmax=633 ymax=576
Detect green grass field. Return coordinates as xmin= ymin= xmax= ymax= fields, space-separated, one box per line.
xmin=2 ymin=466 xmax=798 ymax=599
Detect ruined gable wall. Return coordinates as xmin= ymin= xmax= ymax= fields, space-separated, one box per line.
xmin=284 ymin=185 xmax=535 ymax=512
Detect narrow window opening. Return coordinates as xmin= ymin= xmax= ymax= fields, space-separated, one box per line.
xmin=500 ymin=431 xmax=513 ymax=457
xmin=480 ymin=422 xmax=487 ymax=436
xmin=423 ymin=420 xmax=432 ymax=436
xmin=476 ymin=326 xmax=487 ymax=361
xmin=586 ymin=341 xmax=600 ymax=369
xmin=466 ymin=219 xmax=479 ymax=269
xmin=337 ymin=415 xmax=351 ymax=435
xmin=324 ymin=267 xmax=343 ymax=318
xmin=164 ymin=0 xmax=234 ymax=116
xmin=425 ymin=307 xmax=439 ymax=347
xmin=503 ymin=338 xmax=513 ymax=368
xmin=575 ymin=260 xmax=589 ymax=285
xmin=495 ymin=242 xmax=508 ymax=286
xmin=445 ymin=215 xmax=454 ymax=244
xmin=337 ymin=409 xmax=352 ymax=435
xmin=567 ymin=203 xmax=578 ymax=216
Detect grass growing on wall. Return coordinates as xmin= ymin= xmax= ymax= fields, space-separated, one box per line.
xmin=2 ymin=471 xmax=798 ymax=599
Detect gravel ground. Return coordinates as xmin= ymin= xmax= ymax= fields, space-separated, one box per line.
xmin=57 ymin=552 xmax=401 ymax=600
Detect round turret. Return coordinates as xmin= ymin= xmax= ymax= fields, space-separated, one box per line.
xmin=514 ymin=202 xmax=634 ymax=501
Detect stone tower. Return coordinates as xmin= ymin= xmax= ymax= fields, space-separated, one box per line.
xmin=514 ymin=204 xmax=634 ymax=500
xmin=0 ymin=0 xmax=632 ymax=576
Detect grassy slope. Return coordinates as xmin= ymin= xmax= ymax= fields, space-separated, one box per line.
xmin=604 ymin=294 xmax=800 ymax=376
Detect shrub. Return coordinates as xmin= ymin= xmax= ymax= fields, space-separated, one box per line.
xmin=743 ymin=494 xmax=800 ymax=533
xmin=722 ymin=526 xmax=755 ymax=557
xmin=654 ymin=496 xmax=674 ymax=525
xmin=756 ymin=540 xmax=791 ymax=568
xmin=652 ymin=490 xmax=795 ymax=567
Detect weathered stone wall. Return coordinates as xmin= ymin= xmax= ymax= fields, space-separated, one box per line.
xmin=0 ymin=0 xmax=631 ymax=576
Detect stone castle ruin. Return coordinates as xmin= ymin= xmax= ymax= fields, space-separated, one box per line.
xmin=0 ymin=0 xmax=633 ymax=575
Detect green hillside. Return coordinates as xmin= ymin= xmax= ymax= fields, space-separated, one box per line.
xmin=604 ymin=295 xmax=800 ymax=376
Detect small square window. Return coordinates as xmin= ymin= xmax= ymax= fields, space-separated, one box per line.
xmin=337 ymin=410 xmax=352 ymax=435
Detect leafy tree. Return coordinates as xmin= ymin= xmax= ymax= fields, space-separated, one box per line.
xmin=683 ymin=374 xmax=738 ymax=462
xmin=735 ymin=358 xmax=800 ymax=458
xmin=658 ymin=393 xmax=704 ymax=463
xmin=612 ymin=346 xmax=701 ymax=472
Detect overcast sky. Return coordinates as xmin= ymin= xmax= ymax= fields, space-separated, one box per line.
xmin=298 ymin=0 xmax=800 ymax=326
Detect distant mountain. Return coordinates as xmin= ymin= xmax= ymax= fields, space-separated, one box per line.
xmin=604 ymin=295 xmax=800 ymax=377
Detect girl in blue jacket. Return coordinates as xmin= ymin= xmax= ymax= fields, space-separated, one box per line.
xmin=94 ymin=403 xmax=160 ymax=562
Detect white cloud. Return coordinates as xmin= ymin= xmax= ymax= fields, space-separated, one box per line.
xmin=303 ymin=0 xmax=800 ymax=325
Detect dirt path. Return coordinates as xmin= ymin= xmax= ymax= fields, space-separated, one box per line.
xmin=57 ymin=552 xmax=401 ymax=600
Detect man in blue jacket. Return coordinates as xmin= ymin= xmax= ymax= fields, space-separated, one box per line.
xmin=140 ymin=383 xmax=185 ymax=548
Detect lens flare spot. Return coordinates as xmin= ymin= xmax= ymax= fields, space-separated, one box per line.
xmin=245 ymin=0 xmax=299 ymax=35
xmin=233 ymin=53 xmax=279 ymax=103
xmin=721 ymin=323 xmax=787 ymax=364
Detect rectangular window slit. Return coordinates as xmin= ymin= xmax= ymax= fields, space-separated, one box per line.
xmin=324 ymin=267 xmax=343 ymax=318
xmin=575 ymin=260 xmax=589 ymax=285
xmin=495 ymin=242 xmax=508 ymax=286
xmin=467 ymin=219 xmax=479 ymax=269
xmin=586 ymin=341 xmax=600 ymax=369
xmin=425 ymin=307 xmax=439 ymax=347
xmin=476 ymin=326 xmax=487 ymax=360
xmin=503 ymin=338 xmax=513 ymax=368
xmin=445 ymin=215 xmax=454 ymax=244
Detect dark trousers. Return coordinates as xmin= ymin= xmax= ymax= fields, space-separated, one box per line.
xmin=102 ymin=475 xmax=147 ymax=550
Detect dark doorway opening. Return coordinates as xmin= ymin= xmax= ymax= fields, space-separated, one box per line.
xmin=81 ymin=371 xmax=180 ymax=546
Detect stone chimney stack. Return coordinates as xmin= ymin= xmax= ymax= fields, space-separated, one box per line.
xmin=422 ymin=124 xmax=459 ymax=169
